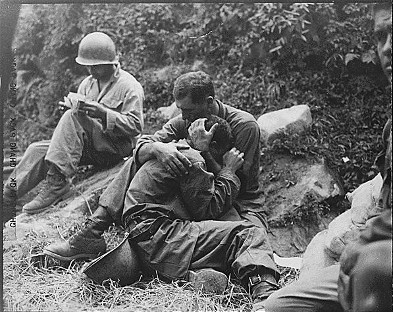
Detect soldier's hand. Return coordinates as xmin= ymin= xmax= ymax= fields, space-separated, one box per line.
xmin=153 ymin=141 xmax=192 ymax=176
xmin=223 ymin=148 xmax=244 ymax=173
xmin=78 ymin=101 xmax=107 ymax=120
xmin=188 ymin=118 xmax=218 ymax=152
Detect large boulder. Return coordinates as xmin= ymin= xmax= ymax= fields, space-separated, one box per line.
xmin=257 ymin=105 xmax=312 ymax=145
xmin=299 ymin=173 xmax=383 ymax=275
xmin=263 ymin=154 xmax=345 ymax=256
xmin=3 ymin=161 xmax=126 ymax=244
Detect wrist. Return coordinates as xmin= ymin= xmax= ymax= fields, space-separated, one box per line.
xmin=222 ymin=165 xmax=237 ymax=174
xmin=194 ymin=143 xmax=209 ymax=152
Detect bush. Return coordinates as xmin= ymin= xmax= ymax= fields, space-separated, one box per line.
xmin=8 ymin=3 xmax=391 ymax=191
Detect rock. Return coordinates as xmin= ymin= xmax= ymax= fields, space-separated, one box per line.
xmin=268 ymin=219 xmax=332 ymax=258
xmin=297 ymin=173 xmax=383 ymax=273
xmin=263 ymin=154 xmax=345 ymax=256
xmin=3 ymin=161 xmax=126 ymax=244
xmin=157 ymin=101 xmax=181 ymax=120
xmin=263 ymin=156 xmax=344 ymax=221
xmin=257 ymin=105 xmax=312 ymax=145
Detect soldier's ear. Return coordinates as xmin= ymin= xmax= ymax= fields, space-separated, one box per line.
xmin=206 ymin=96 xmax=214 ymax=108
xmin=209 ymin=140 xmax=218 ymax=150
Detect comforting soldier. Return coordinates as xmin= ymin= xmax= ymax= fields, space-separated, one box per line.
xmin=119 ymin=116 xmax=280 ymax=308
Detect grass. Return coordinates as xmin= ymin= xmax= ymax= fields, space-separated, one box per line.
xmin=3 ymin=220 xmax=299 ymax=312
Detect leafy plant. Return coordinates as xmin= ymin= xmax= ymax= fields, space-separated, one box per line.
xmin=8 ymin=3 xmax=391 ymax=191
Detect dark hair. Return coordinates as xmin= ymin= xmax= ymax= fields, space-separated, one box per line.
xmin=204 ymin=115 xmax=234 ymax=154
xmin=173 ymin=71 xmax=215 ymax=104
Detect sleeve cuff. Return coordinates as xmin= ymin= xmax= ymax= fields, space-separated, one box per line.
xmin=133 ymin=141 xmax=147 ymax=169
xmin=104 ymin=109 xmax=117 ymax=132
xmin=218 ymin=168 xmax=241 ymax=190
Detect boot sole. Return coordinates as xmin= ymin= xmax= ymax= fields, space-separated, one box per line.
xmin=43 ymin=248 xmax=101 ymax=262
xmin=23 ymin=189 xmax=72 ymax=215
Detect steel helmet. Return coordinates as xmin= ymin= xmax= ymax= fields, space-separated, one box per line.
xmin=75 ymin=32 xmax=118 ymax=66
xmin=81 ymin=233 xmax=141 ymax=286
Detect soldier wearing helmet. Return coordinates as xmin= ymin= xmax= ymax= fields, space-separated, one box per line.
xmin=3 ymin=32 xmax=144 ymax=220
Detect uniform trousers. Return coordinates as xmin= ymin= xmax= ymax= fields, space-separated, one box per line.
xmin=130 ymin=218 xmax=278 ymax=285
xmin=265 ymin=239 xmax=392 ymax=312
xmin=4 ymin=110 xmax=128 ymax=198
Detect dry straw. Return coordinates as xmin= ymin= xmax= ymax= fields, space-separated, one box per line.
xmin=3 ymin=225 xmax=259 ymax=312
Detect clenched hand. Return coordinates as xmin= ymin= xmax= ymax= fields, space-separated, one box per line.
xmin=223 ymin=148 xmax=244 ymax=173
xmin=188 ymin=118 xmax=218 ymax=152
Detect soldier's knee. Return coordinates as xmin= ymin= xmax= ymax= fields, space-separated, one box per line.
xmin=264 ymin=287 xmax=298 ymax=312
xmin=356 ymin=295 xmax=389 ymax=312
xmin=352 ymin=241 xmax=392 ymax=312
xmin=25 ymin=141 xmax=50 ymax=156
xmin=264 ymin=290 xmax=280 ymax=311
xmin=354 ymin=240 xmax=391 ymax=277
xmin=60 ymin=109 xmax=73 ymax=120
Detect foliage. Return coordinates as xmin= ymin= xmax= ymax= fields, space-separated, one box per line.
xmin=266 ymin=72 xmax=389 ymax=191
xmin=7 ymin=2 xmax=391 ymax=191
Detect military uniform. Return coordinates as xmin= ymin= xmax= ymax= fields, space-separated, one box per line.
xmin=122 ymin=143 xmax=277 ymax=283
xmin=4 ymin=65 xmax=144 ymax=201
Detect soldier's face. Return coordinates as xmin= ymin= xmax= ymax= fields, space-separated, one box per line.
xmin=374 ymin=7 xmax=392 ymax=83
xmin=86 ymin=64 xmax=114 ymax=81
xmin=176 ymin=94 xmax=210 ymax=127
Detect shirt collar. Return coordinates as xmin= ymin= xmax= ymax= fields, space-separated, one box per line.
xmin=215 ymin=99 xmax=225 ymax=118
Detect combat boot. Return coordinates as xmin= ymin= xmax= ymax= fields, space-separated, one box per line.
xmin=22 ymin=165 xmax=71 ymax=214
xmin=43 ymin=206 xmax=112 ymax=261
xmin=187 ymin=268 xmax=228 ymax=295
xmin=249 ymin=273 xmax=280 ymax=312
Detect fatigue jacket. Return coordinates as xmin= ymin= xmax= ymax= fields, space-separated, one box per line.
xmin=77 ymin=65 xmax=144 ymax=149
xmin=123 ymin=142 xmax=241 ymax=229
xmin=134 ymin=100 xmax=263 ymax=215
xmin=122 ymin=144 xmax=241 ymax=279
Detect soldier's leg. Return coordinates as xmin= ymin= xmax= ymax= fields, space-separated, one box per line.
xmin=43 ymin=112 xmax=136 ymax=260
xmin=24 ymin=110 xmax=130 ymax=215
xmin=22 ymin=110 xmax=92 ymax=214
xmin=264 ymin=264 xmax=343 ymax=312
xmin=3 ymin=141 xmax=49 ymax=223
xmin=98 ymin=157 xmax=136 ymax=223
xmin=350 ymin=240 xmax=392 ymax=312
xmin=43 ymin=159 xmax=135 ymax=261
xmin=189 ymin=220 xmax=280 ymax=306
